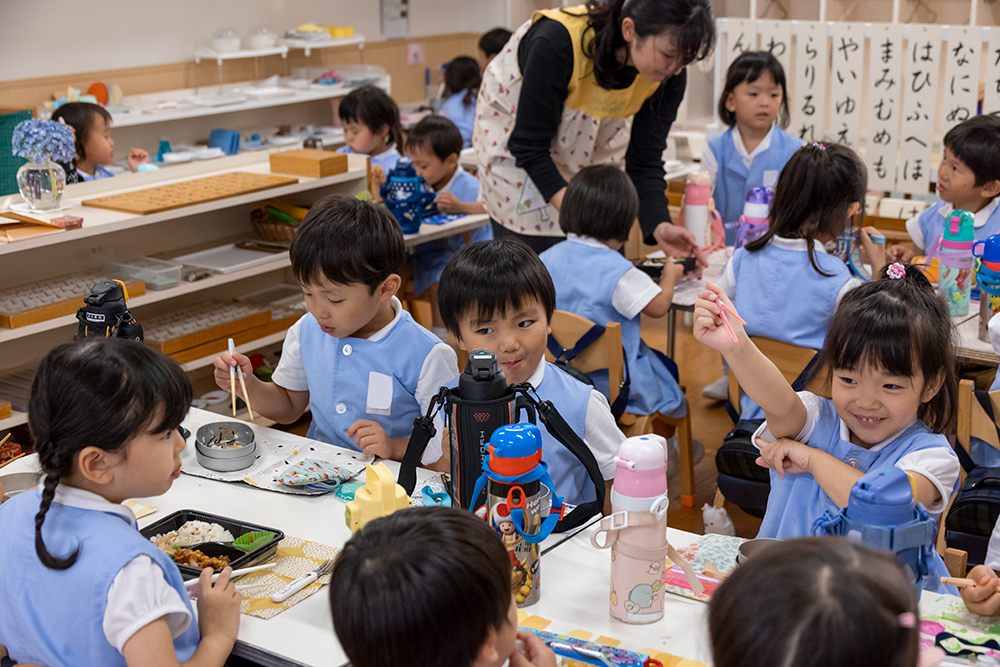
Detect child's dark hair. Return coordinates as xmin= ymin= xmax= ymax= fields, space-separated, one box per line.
xmin=28 ymin=338 xmax=191 ymax=570
xmin=438 ymin=237 xmax=556 ymax=337
xmin=746 ymin=142 xmax=866 ymax=277
xmin=50 ymin=102 xmax=111 ymax=163
xmin=718 ymin=51 xmax=790 ymax=128
xmin=444 ymin=56 xmax=481 ymax=107
xmin=338 ymin=85 xmax=403 ymax=149
xmin=709 ymin=537 xmax=919 ymax=667
xmin=407 ymin=115 xmax=463 ymax=161
xmin=290 ymin=194 xmax=406 ymax=293
xmin=819 ymin=263 xmax=957 ymax=433
xmin=330 ymin=506 xmax=512 ymax=667
xmin=559 ymin=165 xmax=638 ymax=243
xmin=583 ymin=0 xmax=714 ymax=89
xmin=943 ymin=114 xmax=1000 ymax=188
xmin=479 ymin=27 xmax=513 ymax=58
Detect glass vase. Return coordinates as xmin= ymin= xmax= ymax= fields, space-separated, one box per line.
xmin=16 ymin=159 xmax=66 ymax=210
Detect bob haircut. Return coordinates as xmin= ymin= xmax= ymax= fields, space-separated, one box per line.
xmin=559 ymin=164 xmax=638 ymax=243
xmin=718 ymin=51 xmax=790 ymax=128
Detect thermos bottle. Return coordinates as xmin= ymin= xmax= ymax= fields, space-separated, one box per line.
xmin=680 ymin=171 xmax=724 ymax=253
xmin=734 ymin=186 xmax=772 ymax=249
xmin=939 ymin=209 xmax=975 ymax=316
xmin=973 ymin=234 xmax=1000 ymax=341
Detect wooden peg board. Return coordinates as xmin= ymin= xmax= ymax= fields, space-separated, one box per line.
xmin=81 ymin=172 xmax=299 ymax=215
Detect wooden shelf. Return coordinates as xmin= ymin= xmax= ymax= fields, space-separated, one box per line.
xmin=0 ymin=410 xmax=28 ymax=431
xmin=181 ymin=330 xmax=288 ymax=371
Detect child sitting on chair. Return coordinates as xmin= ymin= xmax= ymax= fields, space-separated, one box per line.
xmin=539 ymin=165 xmax=686 ymax=421
xmin=330 ymin=507 xmax=556 ymax=667
xmin=438 ymin=237 xmax=622 ymax=506
xmin=213 ymin=195 xmax=457 ymax=467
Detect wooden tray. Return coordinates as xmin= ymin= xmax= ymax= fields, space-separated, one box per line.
xmin=143 ymin=301 xmax=272 ymax=354
xmin=81 ymin=172 xmax=299 ymax=215
xmin=269 ymin=149 xmax=348 ymax=178
xmin=0 ymin=274 xmax=146 ymax=329
xmin=169 ymin=307 xmax=301 ymax=363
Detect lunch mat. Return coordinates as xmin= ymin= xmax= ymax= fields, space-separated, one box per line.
xmin=919 ymin=593 xmax=1000 ymax=659
xmin=180 ymin=427 xmax=371 ymax=495
xmin=663 ymin=533 xmax=745 ymax=603
xmin=229 ymin=536 xmax=337 ymax=619
xmin=517 ymin=612 xmax=707 ymax=667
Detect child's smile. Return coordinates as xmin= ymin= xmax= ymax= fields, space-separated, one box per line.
xmin=832 ymin=365 xmax=943 ymax=447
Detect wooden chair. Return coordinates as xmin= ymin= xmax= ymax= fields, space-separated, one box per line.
xmin=727 ymin=337 xmax=825 ymax=409
xmin=544 ymin=310 xmax=699 ymax=508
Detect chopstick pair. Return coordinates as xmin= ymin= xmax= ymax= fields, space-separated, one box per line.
xmin=227 ymin=338 xmax=254 ymax=421
xmin=184 ymin=562 xmax=274 ymax=590
xmin=716 ymin=299 xmax=747 ymax=345
xmin=941 ymin=576 xmax=1000 ymax=590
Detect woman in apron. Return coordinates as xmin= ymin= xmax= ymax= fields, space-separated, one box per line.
xmin=473 ymin=0 xmax=715 ymax=256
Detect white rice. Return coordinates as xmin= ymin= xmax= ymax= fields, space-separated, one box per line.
xmin=150 ymin=520 xmax=234 ymax=552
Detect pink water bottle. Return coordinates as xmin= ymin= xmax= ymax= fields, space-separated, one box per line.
xmin=679 ymin=171 xmax=724 ymax=253
xmin=591 ymin=435 xmax=670 ymax=624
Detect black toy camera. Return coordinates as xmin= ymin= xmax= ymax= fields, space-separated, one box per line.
xmin=75 ymin=280 xmax=143 ymax=341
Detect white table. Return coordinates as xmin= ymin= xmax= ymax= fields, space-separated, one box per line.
xmin=2 ymin=409 xmax=710 ymax=667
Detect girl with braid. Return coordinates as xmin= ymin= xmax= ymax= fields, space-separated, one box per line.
xmin=0 ymin=338 xmax=241 ymax=667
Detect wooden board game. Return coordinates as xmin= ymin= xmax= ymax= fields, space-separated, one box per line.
xmin=0 ymin=273 xmax=146 ymax=329
xmin=143 ymin=301 xmax=272 ymax=355
xmin=81 ymin=172 xmax=299 ymax=215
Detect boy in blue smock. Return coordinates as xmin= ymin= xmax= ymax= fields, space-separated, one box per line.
xmin=438 ymin=237 xmax=622 ymax=507
xmin=407 ymin=115 xmax=490 ymax=339
xmin=215 ymin=195 xmax=457 ymax=467
xmin=890 ymin=115 xmax=1000 ymax=261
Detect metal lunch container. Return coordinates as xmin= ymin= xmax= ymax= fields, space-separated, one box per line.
xmin=195 ymin=422 xmax=257 ymax=472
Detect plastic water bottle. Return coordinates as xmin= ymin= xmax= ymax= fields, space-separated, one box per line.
xmin=973 ymin=234 xmax=1000 ymax=341
xmin=939 ymin=209 xmax=975 ymax=316
xmin=734 ymin=186 xmax=772 ymax=249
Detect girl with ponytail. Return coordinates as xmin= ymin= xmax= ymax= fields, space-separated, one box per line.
xmin=0 ymin=338 xmax=241 ymax=667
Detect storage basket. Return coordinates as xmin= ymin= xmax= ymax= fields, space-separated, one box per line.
xmin=250 ymin=207 xmax=298 ymax=243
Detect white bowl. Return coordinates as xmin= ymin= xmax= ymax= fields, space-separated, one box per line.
xmin=0 ymin=471 xmax=43 ymax=503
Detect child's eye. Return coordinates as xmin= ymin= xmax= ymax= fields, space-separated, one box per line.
xmin=475 ymin=327 xmax=493 ymax=335
xmin=883 ymin=383 xmax=903 ymax=390
xmin=517 ymin=320 xmax=534 ymax=328
xmin=838 ymin=376 xmax=857 ymax=385
xmin=328 ymin=299 xmax=343 ymax=305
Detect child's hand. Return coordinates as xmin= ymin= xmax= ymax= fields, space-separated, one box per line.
xmin=127 ymin=148 xmax=149 ymax=172
xmin=961 ymin=565 xmax=1000 ymax=616
xmin=436 ymin=192 xmax=461 ymax=214
xmin=213 ymin=352 xmax=254 ymax=394
xmin=755 ymin=436 xmax=812 ymax=477
xmin=858 ymin=226 xmax=886 ymax=266
xmin=509 ymin=631 xmax=558 ymax=667
xmin=693 ymin=282 xmax=745 ymax=353
xmin=347 ymin=419 xmax=400 ymax=459
xmin=661 ymin=258 xmax=686 ymax=286
xmin=887 ymin=244 xmax=915 ymax=263
xmin=192 ymin=566 xmax=242 ymax=646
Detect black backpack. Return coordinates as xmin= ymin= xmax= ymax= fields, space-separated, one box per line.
xmin=546 ymin=324 xmax=630 ymax=421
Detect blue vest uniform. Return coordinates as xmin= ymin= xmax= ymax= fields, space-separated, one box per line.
xmin=917 ymin=199 xmax=1000 ymax=251
xmin=297 ymin=310 xmax=442 ymax=449
xmin=0 ymin=490 xmax=200 ymax=666
xmin=540 ymin=240 xmax=685 ymax=417
xmin=441 ymin=94 xmax=476 ymax=149
xmin=707 ymin=127 xmax=801 ymax=243
xmin=336 ymin=145 xmax=401 ymax=172
xmin=412 ymin=168 xmax=492 ymax=295
xmin=758 ymin=399 xmax=958 ymax=592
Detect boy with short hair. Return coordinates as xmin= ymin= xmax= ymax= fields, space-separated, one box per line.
xmin=407 ymin=115 xmax=489 ymax=338
xmin=889 ymin=115 xmax=1000 ymax=261
xmin=438 ymin=237 xmax=623 ymax=506
xmin=330 ymin=507 xmax=556 ymax=667
xmin=214 ymin=195 xmax=457 ymax=466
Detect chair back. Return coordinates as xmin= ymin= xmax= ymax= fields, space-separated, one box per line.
xmin=728 ymin=337 xmax=826 ymax=409
xmin=545 ymin=310 xmax=623 ymax=406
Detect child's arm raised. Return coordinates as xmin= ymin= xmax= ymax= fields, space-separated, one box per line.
xmin=859 ymin=226 xmax=887 ymax=277
xmin=213 ymin=352 xmax=309 ymax=423
xmin=641 ymin=260 xmax=685 ymax=318
xmin=693 ymin=283 xmax=807 ymax=439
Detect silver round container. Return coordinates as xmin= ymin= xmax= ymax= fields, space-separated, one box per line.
xmin=735 ymin=538 xmax=781 ymax=566
xmin=195 ymin=422 xmax=257 ymax=472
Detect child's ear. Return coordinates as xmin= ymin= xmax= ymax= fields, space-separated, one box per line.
xmin=446 ymin=153 xmax=460 ymax=170
xmin=473 ymin=626 xmax=501 ymax=667
xmin=377 ymin=124 xmax=390 ymax=141
xmin=980 ymin=179 xmax=1000 ymax=200
xmin=724 ymin=92 xmax=736 ymax=113
xmin=921 ymin=369 xmax=946 ymax=404
xmin=76 ymin=447 xmax=119 ymax=485
xmin=378 ymin=274 xmax=402 ymax=302
xmin=847 ymin=201 xmax=860 ymax=218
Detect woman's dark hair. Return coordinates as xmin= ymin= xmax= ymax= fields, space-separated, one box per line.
xmin=330 ymin=507 xmax=512 ymax=667
xmin=444 ymin=56 xmax=482 ymax=107
xmin=28 ymin=338 xmax=191 ymax=570
xmin=718 ymin=51 xmax=790 ymax=128
xmin=559 ymin=164 xmax=638 ymax=243
xmin=438 ymin=236 xmax=556 ymax=338
xmin=479 ymin=27 xmax=513 ymax=58
xmin=943 ymin=114 xmax=1000 ymax=188
xmin=709 ymin=537 xmax=920 ymax=667
xmin=338 ymin=85 xmax=403 ymax=149
xmin=746 ymin=142 xmax=867 ymax=277
xmin=50 ymin=102 xmax=112 ymax=163
xmin=291 ymin=194 xmax=406 ymax=293
xmin=407 ymin=115 xmax=464 ymax=161
xmin=583 ymin=0 xmax=715 ymax=89
xmin=819 ymin=263 xmax=957 ymax=433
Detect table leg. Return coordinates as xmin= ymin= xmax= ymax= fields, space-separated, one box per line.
xmin=667 ymin=308 xmax=678 ymax=360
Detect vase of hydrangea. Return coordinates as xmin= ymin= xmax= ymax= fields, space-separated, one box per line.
xmin=12 ymin=119 xmax=75 ymax=211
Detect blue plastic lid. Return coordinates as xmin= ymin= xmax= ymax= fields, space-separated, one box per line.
xmin=845 ymin=467 xmax=915 ymax=527
xmin=488 ymin=423 xmax=542 ymax=459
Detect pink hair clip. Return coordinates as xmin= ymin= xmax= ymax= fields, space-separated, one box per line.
xmin=812 ymin=142 xmax=826 ymax=150
xmin=898 ymin=612 xmax=916 ymax=628
xmin=887 ymin=263 xmax=906 ymax=280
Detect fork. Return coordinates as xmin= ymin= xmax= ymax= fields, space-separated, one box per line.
xmin=270 ymin=559 xmax=334 ymax=603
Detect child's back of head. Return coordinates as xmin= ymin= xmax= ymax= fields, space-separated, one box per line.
xmin=709 ymin=537 xmax=919 ymax=667
xmin=943 ymin=114 xmax=1000 ymax=189
xmin=329 ymin=506 xmax=515 ymax=667
xmin=445 ymin=56 xmax=482 ymax=107
xmin=50 ymin=101 xmax=112 ymax=165
xmin=290 ymin=194 xmax=406 ymax=292
xmin=407 ymin=115 xmax=464 ymax=161
xmin=746 ymin=142 xmax=867 ymax=276
xmin=820 ymin=262 xmax=957 ymax=433
xmin=478 ymin=28 xmax=513 ymax=62
xmin=558 ymin=164 xmax=638 ymax=244
xmin=338 ymin=85 xmax=403 ymax=149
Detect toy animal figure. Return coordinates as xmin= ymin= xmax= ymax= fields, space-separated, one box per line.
xmin=702 ymin=503 xmax=736 ymax=536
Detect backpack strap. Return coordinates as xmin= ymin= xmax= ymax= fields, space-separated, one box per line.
xmin=547 ymin=325 xmax=631 ymax=421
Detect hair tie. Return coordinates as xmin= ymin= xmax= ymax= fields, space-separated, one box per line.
xmin=887 ymin=263 xmax=906 ymax=280
xmin=898 ymin=612 xmax=916 ymax=628
xmin=812 ymin=142 xmax=826 ymax=150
